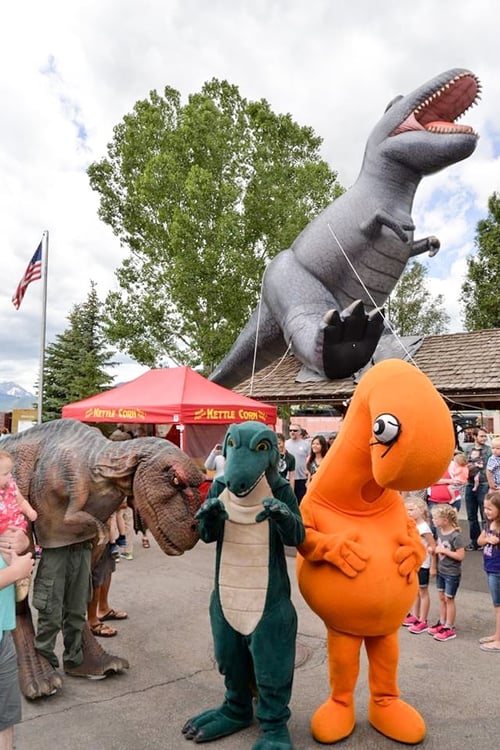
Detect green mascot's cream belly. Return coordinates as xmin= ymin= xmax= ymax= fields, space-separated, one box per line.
xmin=218 ymin=483 xmax=270 ymax=635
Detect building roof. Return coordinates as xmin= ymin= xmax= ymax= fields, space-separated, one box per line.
xmin=233 ymin=329 xmax=500 ymax=411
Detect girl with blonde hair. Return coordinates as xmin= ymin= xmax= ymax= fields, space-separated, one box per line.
xmin=428 ymin=504 xmax=465 ymax=641
xmin=403 ymin=495 xmax=436 ymax=633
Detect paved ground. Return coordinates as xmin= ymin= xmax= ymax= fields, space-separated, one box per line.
xmin=17 ymin=525 xmax=496 ymax=750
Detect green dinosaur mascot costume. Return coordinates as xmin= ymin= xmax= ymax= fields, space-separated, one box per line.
xmin=182 ymin=421 xmax=305 ymax=750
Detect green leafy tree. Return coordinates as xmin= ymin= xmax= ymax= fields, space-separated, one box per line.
xmin=461 ymin=191 xmax=500 ymax=330
xmin=41 ymin=282 xmax=115 ymax=421
xmin=387 ymin=260 xmax=450 ymax=336
xmin=88 ymin=78 xmax=343 ymax=373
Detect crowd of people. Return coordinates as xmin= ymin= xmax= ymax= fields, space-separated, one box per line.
xmin=400 ymin=425 xmax=500 ymax=650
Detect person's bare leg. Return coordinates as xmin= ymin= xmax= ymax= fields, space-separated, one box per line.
xmin=87 ymin=584 xmax=101 ymax=629
xmin=445 ymin=597 xmax=456 ymax=627
xmin=87 ymin=582 xmax=117 ymax=636
xmin=96 ymin=574 xmax=127 ymax=621
xmin=0 ymin=725 xmax=14 ymax=750
xmin=97 ymin=575 xmax=112 ymax=618
xmin=419 ymin=588 xmax=430 ymax=622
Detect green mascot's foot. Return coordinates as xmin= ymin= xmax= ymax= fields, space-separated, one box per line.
xmin=368 ymin=698 xmax=425 ymax=744
xmin=252 ymin=725 xmax=293 ymax=750
xmin=311 ymin=698 xmax=355 ymax=744
xmin=182 ymin=705 xmax=253 ymax=743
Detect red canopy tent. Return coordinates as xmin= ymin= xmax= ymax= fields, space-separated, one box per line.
xmin=61 ymin=367 xmax=276 ymax=465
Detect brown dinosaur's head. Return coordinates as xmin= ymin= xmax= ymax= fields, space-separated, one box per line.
xmin=130 ymin=439 xmax=204 ymax=555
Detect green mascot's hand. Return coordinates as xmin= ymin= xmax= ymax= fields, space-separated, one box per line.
xmin=195 ymin=497 xmax=228 ymax=523
xmin=255 ymin=497 xmax=291 ymax=524
xmin=195 ymin=497 xmax=228 ymax=542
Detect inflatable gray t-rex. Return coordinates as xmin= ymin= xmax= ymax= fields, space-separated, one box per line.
xmin=210 ymin=68 xmax=480 ymax=387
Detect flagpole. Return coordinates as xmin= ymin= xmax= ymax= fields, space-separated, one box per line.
xmin=37 ymin=230 xmax=49 ymax=424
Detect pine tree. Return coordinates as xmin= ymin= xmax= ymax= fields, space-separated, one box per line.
xmin=41 ymin=283 xmax=115 ymax=421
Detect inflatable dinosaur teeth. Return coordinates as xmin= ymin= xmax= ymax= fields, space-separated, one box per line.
xmin=210 ymin=68 xmax=480 ymax=388
xmin=393 ymin=70 xmax=480 ymax=136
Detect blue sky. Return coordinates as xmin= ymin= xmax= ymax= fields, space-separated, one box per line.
xmin=1 ymin=0 xmax=500 ymax=391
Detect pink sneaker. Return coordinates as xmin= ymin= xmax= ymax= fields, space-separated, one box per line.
xmin=433 ymin=626 xmax=457 ymax=641
xmin=427 ymin=621 xmax=444 ymax=636
xmin=402 ymin=614 xmax=419 ymax=627
xmin=408 ymin=619 xmax=428 ymax=634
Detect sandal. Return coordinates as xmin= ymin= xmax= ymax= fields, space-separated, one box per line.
xmin=99 ymin=609 xmax=128 ymax=621
xmin=90 ymin=622 xmax=117 ymax=638
xmin=479 ymin=635 xmax=496 ymax=644
xmin=142 ymin=537 xmax=150 ymax=548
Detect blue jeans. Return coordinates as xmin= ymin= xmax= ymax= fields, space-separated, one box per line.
xmin=436 ymin=573 xmax=461 ymax=598
xmin=465 ymin=482 xmax=489 ymax=547
xmin=486 ymin=572 xmax=500 ymax=607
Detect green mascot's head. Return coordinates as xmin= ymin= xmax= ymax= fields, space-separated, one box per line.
xmin=222 ymin=421 xmax=279 ymax=496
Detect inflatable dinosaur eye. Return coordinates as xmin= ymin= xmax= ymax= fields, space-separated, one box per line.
xmin=373 ymin=413 xmax=401 ymax=444
xmin=227 ymin=437 xmax=235 ymax=448
xmin=255 ymin=440 xmax=270 ymax=451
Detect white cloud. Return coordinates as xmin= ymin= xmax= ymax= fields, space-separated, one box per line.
xmin=2 ymin=0 xmax=500 ymax=391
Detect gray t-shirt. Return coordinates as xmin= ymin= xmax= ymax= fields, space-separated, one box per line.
xmin=285 ymin=438 xmax=310 ymax=480
xmin=436 ymin=529 xmax=465 ymax=576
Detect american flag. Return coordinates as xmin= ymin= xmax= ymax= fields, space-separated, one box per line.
xmin=12 ymin=242 xmax=43 ymax=309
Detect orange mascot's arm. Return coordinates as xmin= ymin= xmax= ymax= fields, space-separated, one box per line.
xmin=298 ymin=501 xmax=370 ymax=579
xmin=394 ymin=516 xmax=427 ymax=583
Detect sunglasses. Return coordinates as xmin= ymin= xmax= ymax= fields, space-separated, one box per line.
xmin=289 ymin=429 xmax=300 ymax=432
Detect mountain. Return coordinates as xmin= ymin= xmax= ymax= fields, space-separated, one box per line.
xmin=0 ymin=381 xmax=36 ymax=412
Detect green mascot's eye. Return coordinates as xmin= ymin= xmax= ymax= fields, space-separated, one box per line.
xmin=227 ymin=437 xmax=235 ymax=448
xmin=255 ymin=441 xmax=269 ymax=451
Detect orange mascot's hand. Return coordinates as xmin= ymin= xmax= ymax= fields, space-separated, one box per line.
xmin=299 ymin=530 xmax=370 ymax=578
xmin=394 ymin=526 xmax=426 ymax=583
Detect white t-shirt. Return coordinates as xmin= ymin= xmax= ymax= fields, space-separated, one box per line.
xmin=417 ymin=520 xmax=433 ymax=569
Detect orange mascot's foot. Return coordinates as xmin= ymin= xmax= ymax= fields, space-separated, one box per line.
xmin=368 ymin=698 xmax=425 ymax=744
xmin=311 ymin=699 xmax=355 ymax=744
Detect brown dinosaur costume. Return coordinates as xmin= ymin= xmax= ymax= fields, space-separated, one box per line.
xmin=2 ymin=419 xmax=204 ymax=699
xmin=297 ymin=359 xmax=455 ymax=744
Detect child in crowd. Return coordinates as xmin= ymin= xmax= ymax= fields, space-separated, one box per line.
xmin=486 ymin=437 xmax=500 ymax=491
xmin=448 ymin=451 xmax=469 ymax=510
xmin=477 ymin=491 xmax=500 ymax=652
xmin=0 ymin=450 xmax=37 ymax=601
xmin=468 ymin=447 xmax=483 ymax=492
xmin=0 ymin=542 xmax=35 ymax=749
xmin=403 ymin=495 xmax=436 ymax=633
xmin=428 ymin=504 xmax=465 ymax=641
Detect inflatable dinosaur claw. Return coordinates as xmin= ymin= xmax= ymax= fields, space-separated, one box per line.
xmin=322 ymin=302 xmax=385 ymax=380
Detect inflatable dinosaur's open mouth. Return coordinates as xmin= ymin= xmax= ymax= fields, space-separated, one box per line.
xmin=392 ymin=71 xmax=480 ymax=137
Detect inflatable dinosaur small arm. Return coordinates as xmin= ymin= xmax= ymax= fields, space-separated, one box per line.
xmin=297 ymin=359 xmax=455 ymax=745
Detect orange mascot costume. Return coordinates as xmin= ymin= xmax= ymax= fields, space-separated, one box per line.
xmin=297 ymin=359 xmax=454 ymax=744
